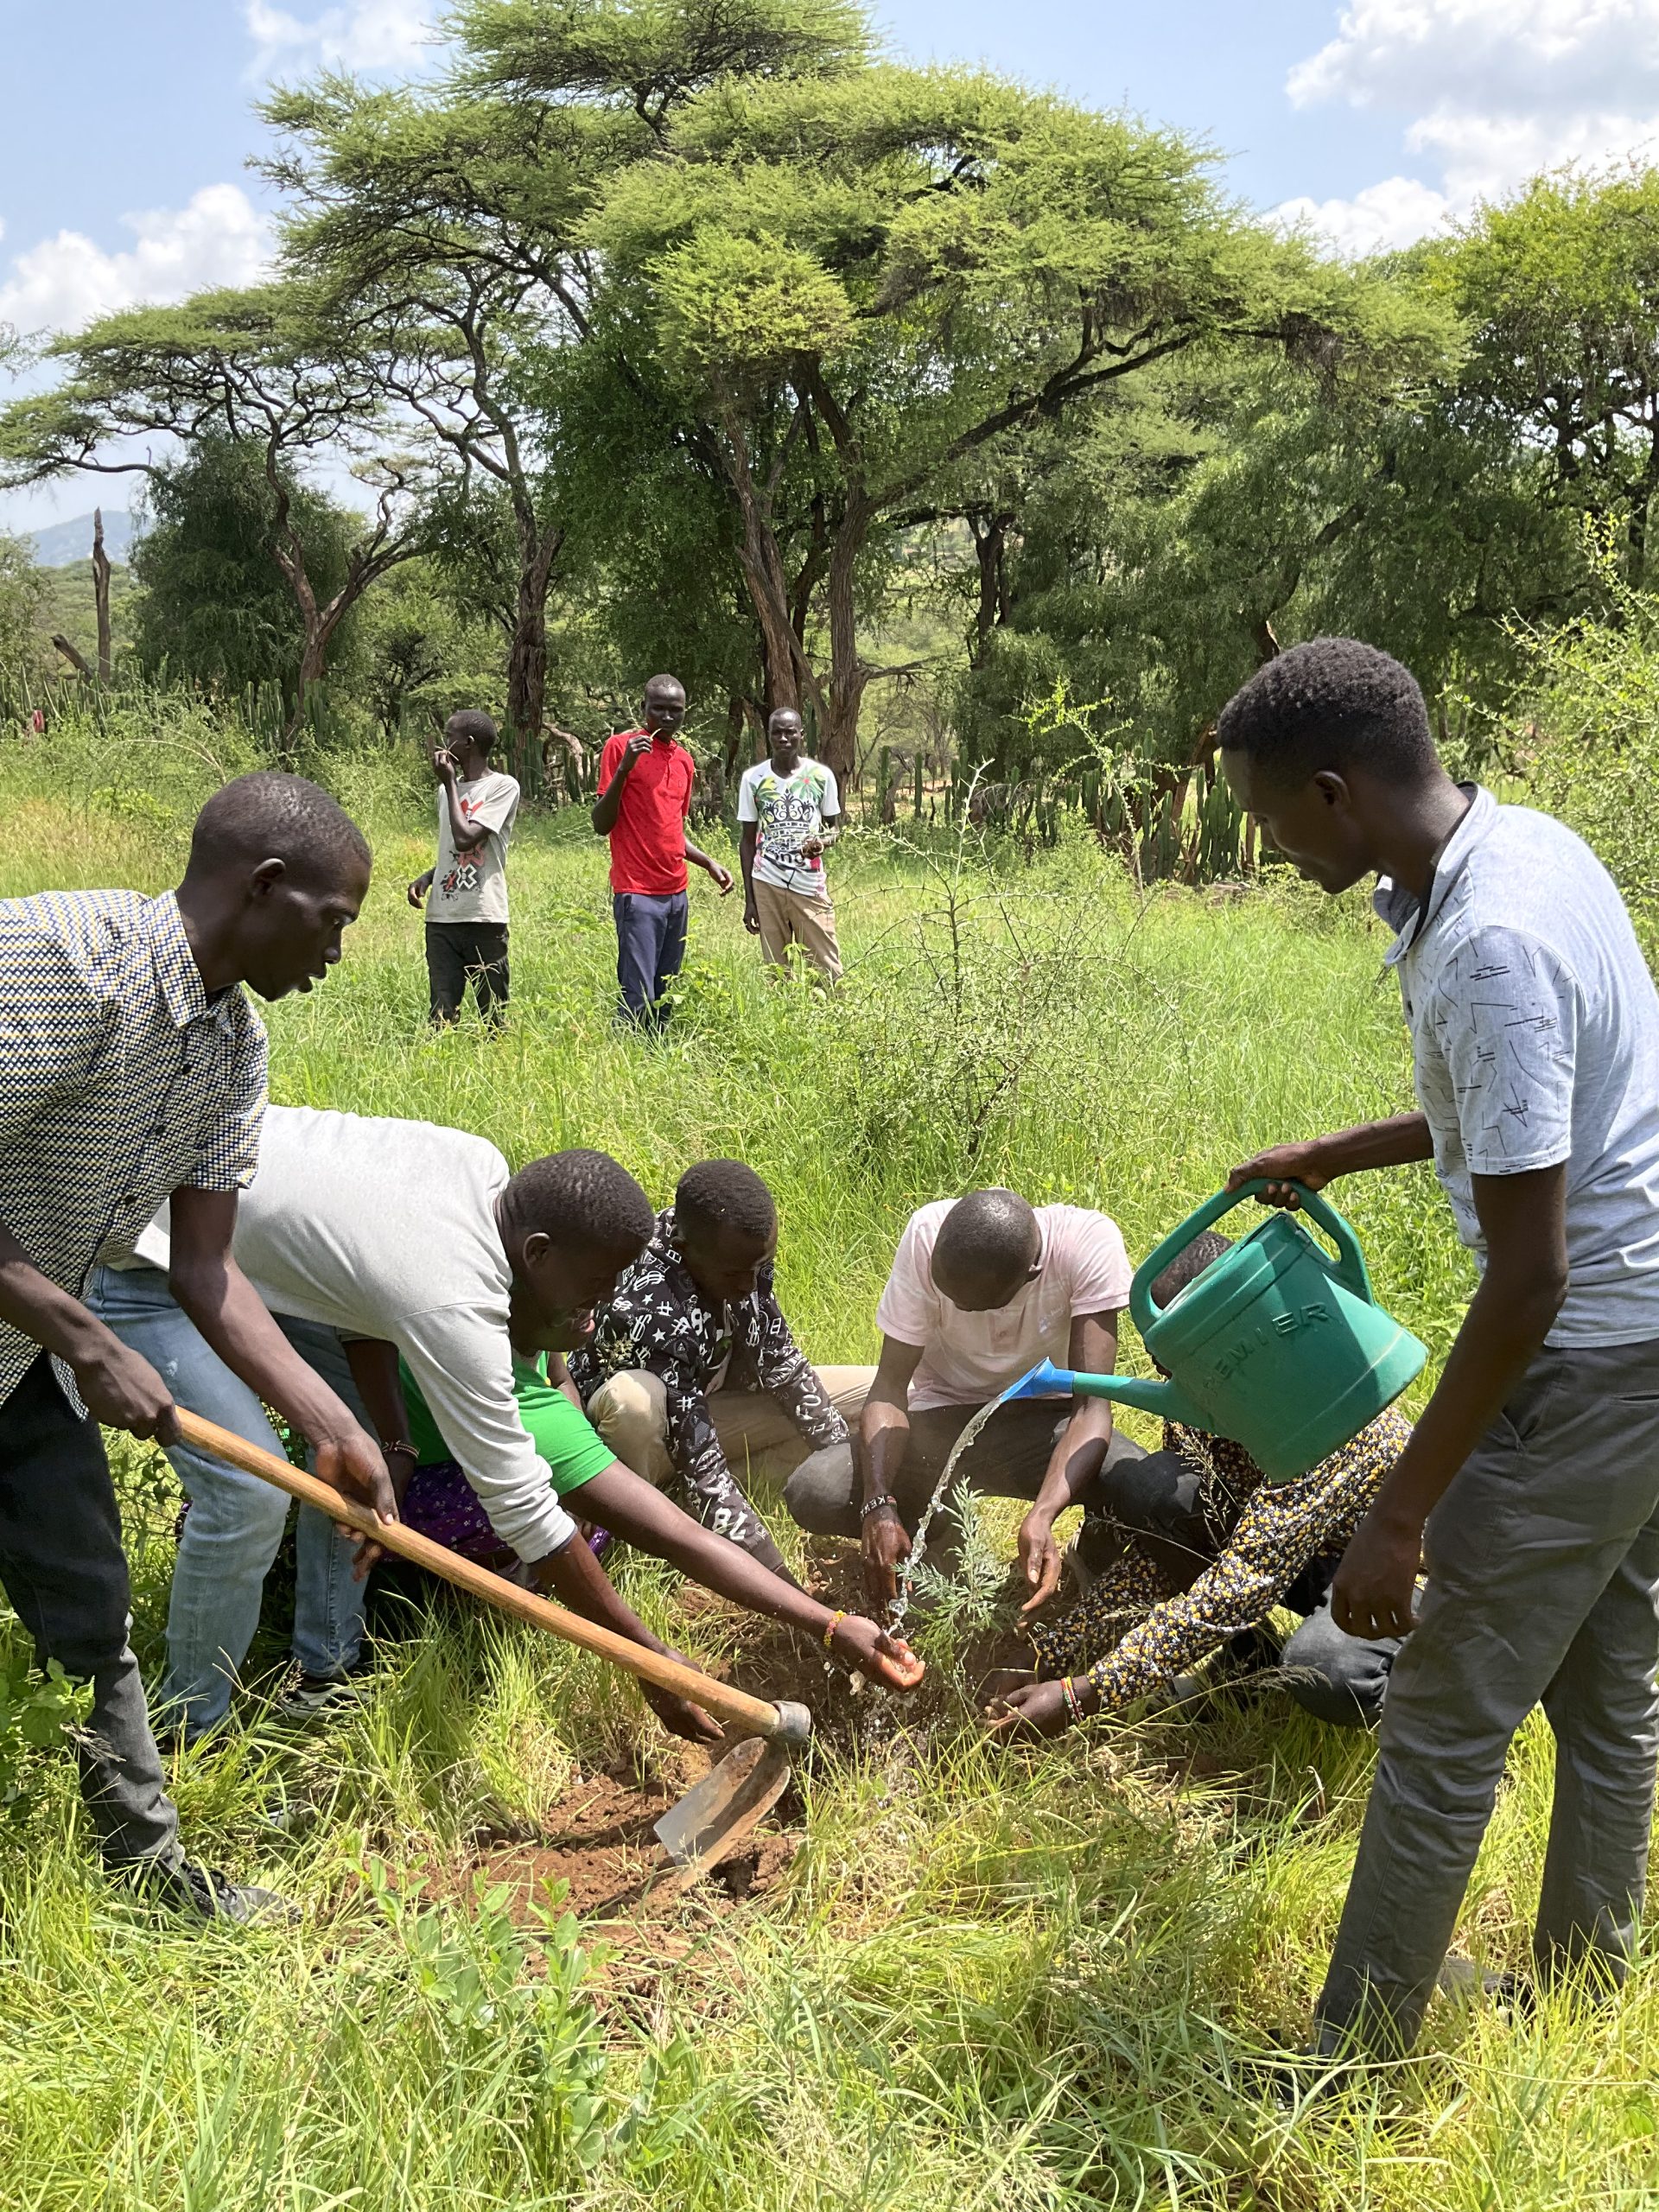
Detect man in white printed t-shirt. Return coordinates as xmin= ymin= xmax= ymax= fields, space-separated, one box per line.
xmin=407 ymin=709 xmax=520 ymax=1026
xmin=737 ymin=707 xmax=842 ymax=984
xmin=785 ymin=1188 xmax=1145 ymax=1605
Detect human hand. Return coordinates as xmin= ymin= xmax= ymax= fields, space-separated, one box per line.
xmin=861 ymin=1504 xmax=912 ymax=1607
xmin=708 ymin=861 xmax=734 ymax=896
xmin=625 ymin=730 xmax=654 ymax=763
xmin=432 ymin=747 xmax=459 ymax=785
xmin=985 ymin=1677 xmax=1074 ymax=1741
xmin=830 ymin=1614 xmax=926 ymax=1692
xmin=314 ymin=1426 xmax=397 ymax=1580
xmin=640 ymin=1675 xmax=725 ymax=1745
xmin=743 ymin=899 xmax=760 ymax=935
xmin=1226 ymin=1139 xmax=1336 ymax=1210
xmin=1332 ymin=1505 xmax=1422 ymax=1641
xmin=800 ymin=836 xmax=823 ymax=858
xmin=406 ymin=873 xmax=430 ymax=910
xmin=1015 ymin=1507 xmax=1064 ymax=1616
xmin=72 ymin=1336 xmax=179 ymax=1442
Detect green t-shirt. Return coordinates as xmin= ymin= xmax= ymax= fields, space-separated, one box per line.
xmin=401 ymin=1351 xmax=615 ymax=1498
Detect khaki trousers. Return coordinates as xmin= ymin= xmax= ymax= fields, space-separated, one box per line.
xmin=586 ymin=1365 xmax=872 ymax=1487
xmin=753 ymin=880 xmax=842 ymax=983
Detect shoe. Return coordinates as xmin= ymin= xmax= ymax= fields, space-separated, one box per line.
xmin=132 ymin=1857 xmax=301 ymax=1925
xmin=272 ymin=1672 xmax=371 ymax=1722
xmin=1436 ymin=1955 xmax=1531 ymax=2018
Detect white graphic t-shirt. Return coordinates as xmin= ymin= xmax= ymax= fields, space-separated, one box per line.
xmin=737 ymin=759 xmax=841 ymax=898
xmin=432 ymin=768 xmax=520 ymax=925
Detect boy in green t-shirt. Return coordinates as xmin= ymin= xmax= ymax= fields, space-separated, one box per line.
xmin=349 ymin=1339 xmax=919 ymax=1693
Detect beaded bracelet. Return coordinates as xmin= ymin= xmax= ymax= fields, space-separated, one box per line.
xmin=859 ymin=1492 xmax=899 ymax=1521
xmin=1059 ymin=1675 xmax=1084 ymax=1726
xmin=823 ymin=1609 xmax=847 ymax=1650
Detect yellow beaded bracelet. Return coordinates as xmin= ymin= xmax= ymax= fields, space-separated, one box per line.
xmin=823 ymin=1609 xmax=847 ymax=1650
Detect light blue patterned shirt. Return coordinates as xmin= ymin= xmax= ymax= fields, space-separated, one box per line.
xmin=0 ymin=887 xmax=268 ymax=1411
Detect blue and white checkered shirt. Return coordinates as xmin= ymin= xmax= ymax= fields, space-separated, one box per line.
xmin=0 ymin=887 xmax=268 ymax=1414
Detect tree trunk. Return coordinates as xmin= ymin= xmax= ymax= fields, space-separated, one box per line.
xmin=505 ymin=516 xmax=563 ymax=792
xmin=91 ymin=508 xmax=112 ymax=683
xmin=817 ymin=498 xmax=873 ymax=786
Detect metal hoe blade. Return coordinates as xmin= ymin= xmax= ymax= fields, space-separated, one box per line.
xmin=653 ymin=1700 xmax=811 ymax=1881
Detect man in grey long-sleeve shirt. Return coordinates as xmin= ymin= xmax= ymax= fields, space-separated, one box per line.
xmin=1222 ymin=637 xmax=1659 ymax=2063
xmin=99 ymin=1106 xmax=720 ymax=1742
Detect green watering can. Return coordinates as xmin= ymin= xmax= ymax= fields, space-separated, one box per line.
xmin=1007 ymin=1180 xmax=1426 ymax=1482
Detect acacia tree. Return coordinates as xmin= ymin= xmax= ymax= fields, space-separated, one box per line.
xmin=261 ymin=0 xmax=868 ymax=774
xmin=1430 ymin=166 xmax=1659 ymax=581
xmin=0 ymin=283 xmax=431 ymax=733
xmin=576 ymin=66 xmax=1436 ymax=781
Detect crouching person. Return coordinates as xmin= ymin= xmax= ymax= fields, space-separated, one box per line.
xmin=95 ymin=1105 xmax=741 ymax=1744
xmin=988 ymin=1232 xmax=1411 ymax=1739
xmin=569 ymin=1160 xmax=865 ymax=1578
xmin=786 ymin=1188 xmax=1146 ymax=1605
xmin=345 ymin=1338 xmax=920 ymax=1692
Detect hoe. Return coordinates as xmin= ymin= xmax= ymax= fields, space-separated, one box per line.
xmin=175 ymin=1408 xmax=812 ymax=1880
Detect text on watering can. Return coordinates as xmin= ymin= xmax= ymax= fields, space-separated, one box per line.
xmin=1210 ymin=1301 xmax=1332 ymax=1383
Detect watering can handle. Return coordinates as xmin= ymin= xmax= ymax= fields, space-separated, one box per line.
xmin=1128 ymin=1179 xmax=1376 ymax=1338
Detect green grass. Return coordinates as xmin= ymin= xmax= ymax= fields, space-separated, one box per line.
xmin=3 ymin=734 xmax=1656 ymax=2211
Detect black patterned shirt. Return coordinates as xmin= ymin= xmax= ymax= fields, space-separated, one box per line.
xmin=569 ymin=1207 xmax=846 ymax=1505
xmin=0 ymin=888 xmax=267 ymax=1413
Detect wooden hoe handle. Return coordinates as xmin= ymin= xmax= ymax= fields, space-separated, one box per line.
xmin=171 ymin=1408 xmax=786 ymax=1740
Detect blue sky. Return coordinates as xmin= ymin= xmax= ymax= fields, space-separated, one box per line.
xmin=4 ymin=0 xmax=1657 ymax=533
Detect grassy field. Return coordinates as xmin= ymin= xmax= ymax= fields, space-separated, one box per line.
xmin=2 ymin=722 xmax=1655 ymax=2212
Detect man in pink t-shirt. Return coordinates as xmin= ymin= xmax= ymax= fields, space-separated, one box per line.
xmin=784 ymin=1188 xmax=1145 ymax=1603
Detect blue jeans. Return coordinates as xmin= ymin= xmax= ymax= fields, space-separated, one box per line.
xmin=613 ymin=890 xmax=688 ymax=1025
xmin=85 ymin=1265 xmax=370 ymax=1740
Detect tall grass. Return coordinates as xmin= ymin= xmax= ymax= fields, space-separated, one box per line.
xmin=3 ymin=725 xmax=1652 ymax=2211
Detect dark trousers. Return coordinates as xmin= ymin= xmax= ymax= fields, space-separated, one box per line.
xmin=426 ymin=920 xmax=509 ymax=1025
xmin=613 ymin=891 xmax=688 ymax=1026
xmin=785 ymin=1397 xmax=1147 ymax=1567
xmin=0 ymin=1355 xmax=181 ymax=1866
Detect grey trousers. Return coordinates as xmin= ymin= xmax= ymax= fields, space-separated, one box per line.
xmin=1318 ymin=1335 xmax=1659 ymax=2055
xmin=0 ymin=1353 xmax=181 ymax=1867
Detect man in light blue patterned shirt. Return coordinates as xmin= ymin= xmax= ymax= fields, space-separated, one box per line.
xmin=0 ymin=772 xmax=391 ymax=1922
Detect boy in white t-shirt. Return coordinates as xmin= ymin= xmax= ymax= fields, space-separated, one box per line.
xmin=785 ymin=1188 xmax=1145 ymax=1603
xmin=407 ymin=709 xmax=520 ymax=1025
xmin=737 ymin=707 xmax=842 ymax=984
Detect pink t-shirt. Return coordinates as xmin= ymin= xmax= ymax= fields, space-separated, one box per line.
xmin=874 ymin=1200 xmax=1132 ymax=1410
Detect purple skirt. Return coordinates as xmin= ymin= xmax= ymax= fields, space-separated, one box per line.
xmin=403 ymin=1460 xmax=611 ymax=1565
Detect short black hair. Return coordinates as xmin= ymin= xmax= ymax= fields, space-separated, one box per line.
xmin=185 ymin=772 xmax=370 ymax=884
xmin=500 ymin=1148 xmax=654 ymax=1252
xmin=932 ymin=1189 xmax=1039 ymax=1294
xmin=446 ymin=709 xmax=498 ymax=754
xmin=1149 ymin=1230 xmax=1232 ymax=1313
xmin=1217 ymin=639 xmax=1437 ymax=788
xmin=676 ymin=1159 xmax=777 ymax=1245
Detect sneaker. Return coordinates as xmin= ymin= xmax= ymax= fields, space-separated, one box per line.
xmin=133 ymin=1857 xmax=300 ymax=1925
xmin=273 ymin=1672 xmax=372 ymax=1723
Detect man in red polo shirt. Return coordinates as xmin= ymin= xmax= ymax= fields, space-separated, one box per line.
xmin=592 ymin=673 xmax=734 ymax=1026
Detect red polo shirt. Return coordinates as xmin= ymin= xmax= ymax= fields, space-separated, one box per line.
xmin=598 ymin=731 xmax=695 ymax=895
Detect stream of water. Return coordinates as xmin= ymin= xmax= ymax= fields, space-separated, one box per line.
xmin=886 ymin=1368 xmax=1043 ymax=1632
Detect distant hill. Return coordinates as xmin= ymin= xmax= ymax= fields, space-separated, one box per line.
xmin=26 ymin=510 xmax=138 ymax=569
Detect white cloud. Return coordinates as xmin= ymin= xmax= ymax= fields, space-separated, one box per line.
xmin=1278 ymin=0 xmax=1659 ymax=253
xmin=0 ymin=185 xmax=272 ymax=336
xmin=245 ymin=0 xmax=438 ymax=73
xmin=1275 ymin=175 xmax=1455 ymax=257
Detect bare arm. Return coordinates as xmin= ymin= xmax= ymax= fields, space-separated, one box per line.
xmin=1016 ymin=1310 xmax=1122 ymax=1613
xmin=167 ymin=1186 xmax=396 ymax=1523
xmin=342 ymin=1336 xmax=418 ymax=1506
xmin=0 ymin=1221 xmax=176 ymax=1438
xmin=859 ymin=1334 xmax=924 ymax=1604
xmin=591 ymin=734 xmax=648 ymax=834
xmin=684 ymin=831 xmax=734 ymax=893
xmin=525 ymin=1522 xmax=724 ymax=1743
xmin=740 ymin=822 xmax=760 ymax=921
xmin=1229 ymin=1114 xmax=1435 ymax=1205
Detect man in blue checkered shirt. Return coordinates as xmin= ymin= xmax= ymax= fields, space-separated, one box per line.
xmin=0 ymin=772 xmax=392 ymax=1923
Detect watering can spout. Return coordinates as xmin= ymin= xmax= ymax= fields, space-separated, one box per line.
xmin=1005 ymin=1359 xmax=1203 ymax=1427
